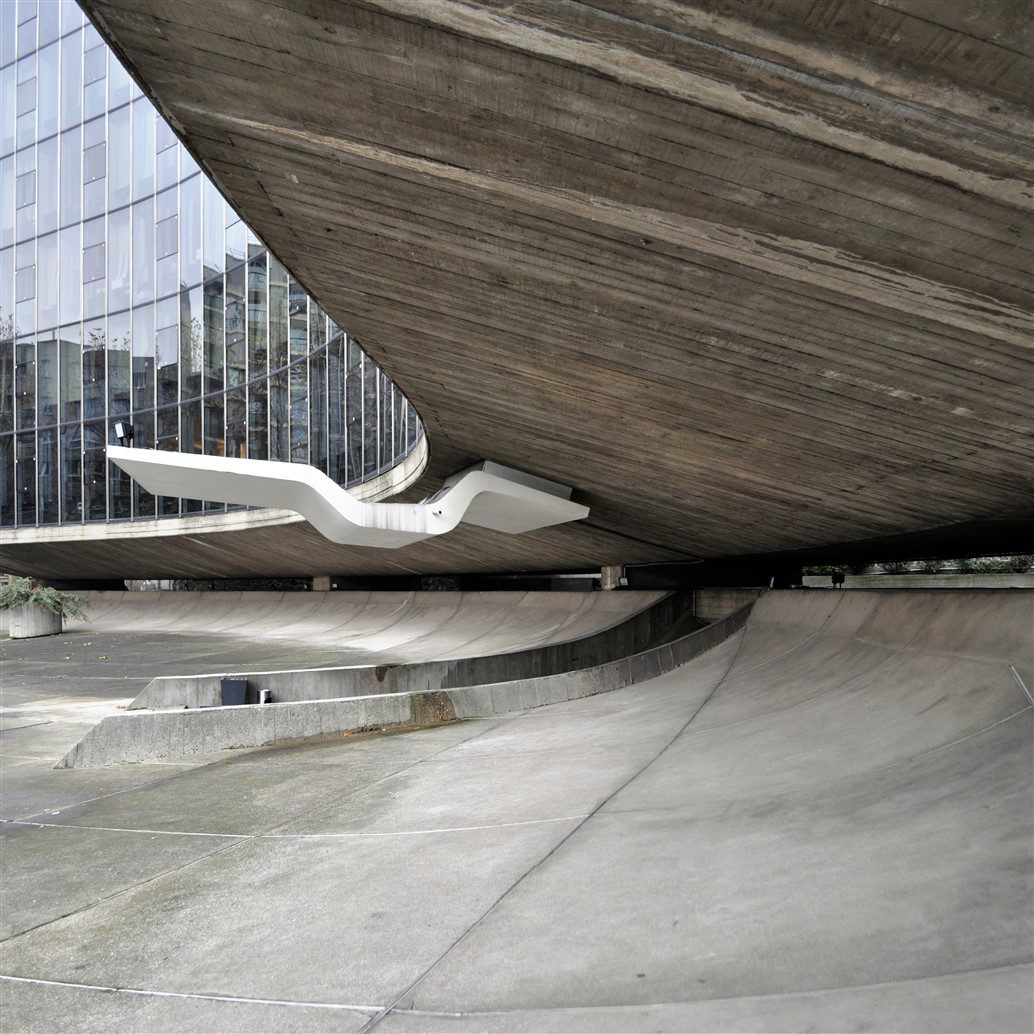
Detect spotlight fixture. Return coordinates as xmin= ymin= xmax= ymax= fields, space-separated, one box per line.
xmin=113 ymin=420 xmax=134 ymax=446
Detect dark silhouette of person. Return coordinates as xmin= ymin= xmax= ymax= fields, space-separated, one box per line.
xmin=831 ymin=569 xmax=845 ymax=589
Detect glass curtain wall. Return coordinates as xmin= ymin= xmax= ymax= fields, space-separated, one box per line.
xmin=0 ymin=0 xmax=422 ymax=529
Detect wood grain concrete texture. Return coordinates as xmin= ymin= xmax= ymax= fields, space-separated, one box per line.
xmin=40 ymin=0 xmax=1033 ymax=584
xmin=1 ymin=589 xmax=1031 ymax=1032
xmin=34 ymin=589 xmax=667 ymax=661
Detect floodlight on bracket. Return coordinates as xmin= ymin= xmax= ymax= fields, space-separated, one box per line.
xmin=106 ymin=446 xmax=589 ymax=548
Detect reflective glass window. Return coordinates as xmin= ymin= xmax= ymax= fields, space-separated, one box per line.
xmin=15 ymin=263 xmax=35 ymax=301
xmin=202 ymin=177 xmax=223 ymax=279
xmin=269 ymin=369 xmax=288 ymax=460
xmin=1 ymin=64 xmax=15 ymax=156
xmin=0 ymin=156 xmax=13 ymax=248
xmin=108 ymin=56 xmax=131 ymax=108
xmin=132 ymin=98 xmax=154 ymax=200
xmin=15 ymin=338 xmax=35 ymax=428
xmin=60 ymin=0 xmax=83 ymax=34
xmin=0 ymin=3 xmax=15 ymax=68
xmin=178 ymin=173 xmax=200 ymax=286
xmin=156 ymin=295 xmax=177 ymax=407
xmin=0 ymin=246 xmax=13 ymax=325
xmin=106 ymin=308 xmax=130 ymax=416
xmin=60 ymin=416 xmax=82 ymax=519
xmin=57 ymin=222 xmax=79 ymax=324
xmin=330 ymin=335 xmax=349 ymax=483
xmin=363 ymin=354 xmax=378 ymax=476
xmin=131 ymin=302 xmax=154 ymax=413
xmin=36 ymin=229 xmax=56 ymax=329
xmin=16 ymin=75 xmax=35 ymax=116
xmin=37 ymin=40 xmax=57 ymax=138
xmin=37 ymin=423 xmax=58 ymax=521
xmin=16 ymin=430 xmax=36 ymax=523
xmin=202 ymin=277 xmax=223 ymax=393
xmin=15 ymin=169 xmax=34 ymax=208
xmin=247 ymin=380 xmax=267 ymax=459
xmin=203 ymin=396 xmax=223 ymax=456
xmin=59 ymin=28 xmax=81 ymax=130
xmin=224 ymin=260 xmax=244 ymax=386
xmin=290 ymin=359 xmax=308 ymax=462
xmin=82 ymin=240 xmax=104 ymax=281
xmin=180 ymin=398 xmax=201 ymax=456
xmin=83 ymin=141 xmax=105 ymax=183
xmin=107 ymin=102 xmax=130 ymax=207
xmin=247 ymin=251 xmax=266 ymax=375
xmin=269 ymin=256 xmax=288 ymax=370
xmin=38 ymin=0 xmax=59 ymax=46
xmin=225 ymin=388 xmax=245 ymax=459
xmin=308 ymin=348 xmax=327 ymax=473
xmin=58 ymin=324 xmax=80 ymax=423
xmin=36 ymin=134 xmax=56 ymax=233
xmin=82 ymin=318 xmax=105 ymax=420
xmin=59 ymin=125 xmax=80 ymax=225
xmin=107 ymin=204 xmax=129 ymax=310
xmin=83 ymin=43 xmax=104 ymax=85
xmin=131 ymin=198 xmax=153 ymax=304
xmin=83 ymin=419 xmax=106 ymax=518
xmin=0 ymin=434 xmax=13 ymax=525
xmin=36 ymin=335 xmax=56 ymax=422
xmin=179 ymin=284 xmax=202 ymax=400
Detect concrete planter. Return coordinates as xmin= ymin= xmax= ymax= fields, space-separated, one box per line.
xmin=8 ymin=605 xmax=63 ymax=639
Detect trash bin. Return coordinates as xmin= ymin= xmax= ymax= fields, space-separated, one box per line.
xmin=257 ymin=689 xmax=272 ymax=704
xmin=220 ymin=677 xmax=248 ymax=706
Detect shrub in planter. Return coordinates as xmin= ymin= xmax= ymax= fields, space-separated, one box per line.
xmin=0 ymin=578 xmax=90 ymax=638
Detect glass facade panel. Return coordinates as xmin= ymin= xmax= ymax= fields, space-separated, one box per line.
xmin=1 ymin=20 xmax=423 ymax=530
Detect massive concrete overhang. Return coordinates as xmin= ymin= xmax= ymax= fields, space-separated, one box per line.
xmin=13 ymin=0 xmax=1034 ymax=579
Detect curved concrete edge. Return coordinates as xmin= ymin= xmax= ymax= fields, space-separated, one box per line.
xmin=55 ymin=603 xmax=752 ymax=768
xmin=127 ymin=591 xmax=697 ymax=710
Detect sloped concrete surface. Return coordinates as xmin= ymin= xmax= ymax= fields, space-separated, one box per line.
xmin=26 ymin=590 xmax=665 ymax=663
xmin=1 ymin=590 xmax=1031 ymax=1033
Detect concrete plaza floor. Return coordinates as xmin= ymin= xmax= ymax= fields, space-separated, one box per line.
xmin=1 ymin=590 xmax=1032 ymax=1032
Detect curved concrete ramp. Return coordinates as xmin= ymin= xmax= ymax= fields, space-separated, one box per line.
xmin=2 ymin=589 xmax=1031 ymax=1032
xmin=61 ymin=589 xmax=666 ymax=662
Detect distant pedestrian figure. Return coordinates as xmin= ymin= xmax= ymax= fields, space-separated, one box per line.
xmin=831 ymin=569 xmax=845 ymax=589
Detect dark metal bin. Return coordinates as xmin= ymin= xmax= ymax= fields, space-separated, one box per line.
xmin=220 ymin=677 xmax=248 ymax=706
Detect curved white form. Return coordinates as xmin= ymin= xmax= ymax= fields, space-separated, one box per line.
xmin=107 ymin=446 xmax=589 ymax=548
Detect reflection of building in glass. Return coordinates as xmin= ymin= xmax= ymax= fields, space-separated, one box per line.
xmin=0 ymin=0 xmax=422 ymax=531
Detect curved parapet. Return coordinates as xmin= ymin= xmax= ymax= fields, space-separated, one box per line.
xmin=107 ymin=447 xmax=589 ymax=548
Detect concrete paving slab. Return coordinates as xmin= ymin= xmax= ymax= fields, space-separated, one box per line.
xmin=375 ymin=965 xmax=1034 ymax=1033
xmin=14 ymin=755 xmax=404 ymax=836
xmin=274 ymin=743 xmax=659 ymax=835
xmin=0 ymin=822 xmax=581 ymax=1007
xmin=0 ymin=823 xmax=236 ymax=940
xmin=0 ymin=758 xmax=222 ymax=822
xmin=408 ymin=717 xmax=1031 ymax=1014
xmin=0 ymin=977 xmax=376 ymax=1033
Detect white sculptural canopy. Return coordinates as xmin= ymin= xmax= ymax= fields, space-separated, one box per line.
xmin=107 ymin=447 xmax=589 ymax=548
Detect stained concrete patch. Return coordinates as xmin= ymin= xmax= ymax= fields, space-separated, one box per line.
xmin=11 ymin=756 xmax=404 ymax=836
xmin=0 ymin=823 xmax=236 ymax=940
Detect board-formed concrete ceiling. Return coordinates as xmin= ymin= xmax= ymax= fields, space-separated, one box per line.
xmin=63 ymin=0 xmax=1034 ymax=576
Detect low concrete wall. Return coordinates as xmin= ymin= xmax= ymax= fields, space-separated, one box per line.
xmin=128 ymin=592 xmax=699 ymax=710
xmin=57 ymin=602 xmax=751 ymax=767
xmin=693 ymin=587 xmax=764 ymax=622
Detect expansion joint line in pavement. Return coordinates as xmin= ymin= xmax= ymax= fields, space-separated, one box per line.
xmin=0 ymin=714 xmax=518 ymax=947
xmin=356 ymin=628 xmax=752 ymax=1033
